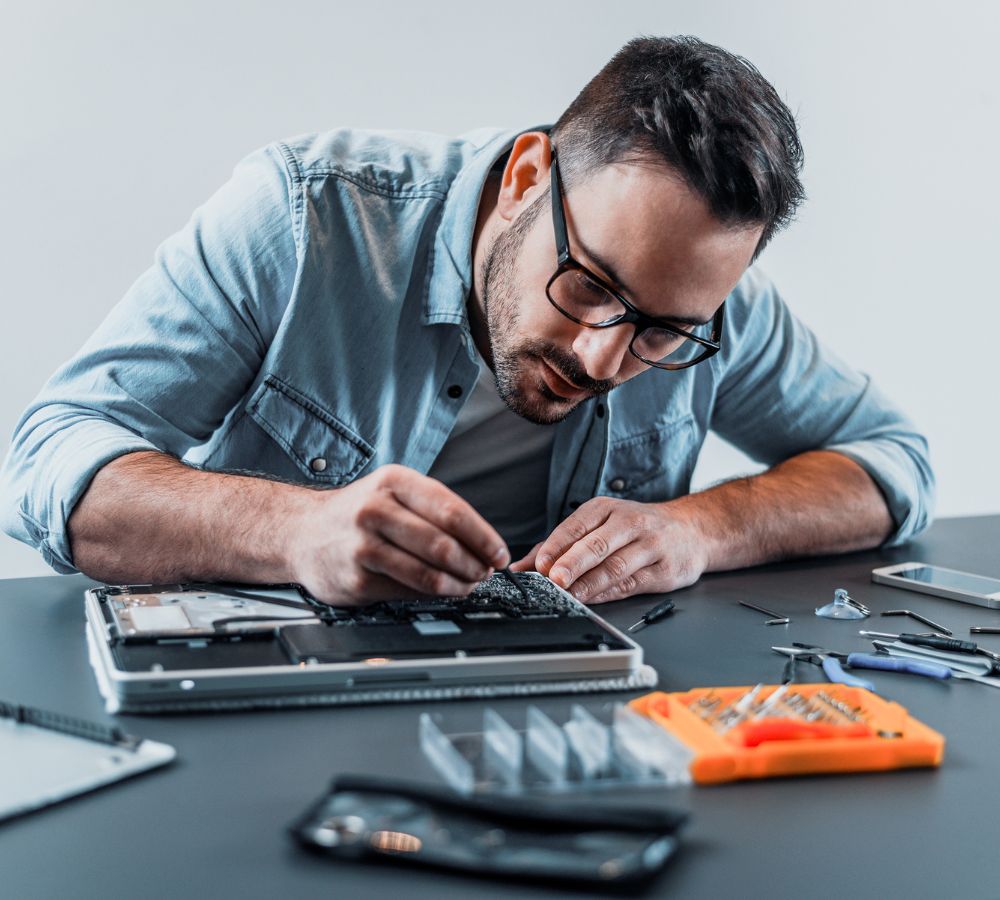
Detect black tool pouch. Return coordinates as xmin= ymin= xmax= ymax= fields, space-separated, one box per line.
xmin=290 ymin=774 xmax=687 ymax=891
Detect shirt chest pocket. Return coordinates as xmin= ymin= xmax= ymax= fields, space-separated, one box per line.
xmin=246 ymin=376 xmax=374 ymax=485
xmin=602 ymin=416 xmax=697 ymax=503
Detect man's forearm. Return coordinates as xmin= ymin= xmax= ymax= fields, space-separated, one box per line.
xmin=67 ymin=451 xmax=311 ymax=585
xmin=67 ymin=453 xmax=508 ymax=604
xmin=671 ymin=449 xmax=894 ymax=573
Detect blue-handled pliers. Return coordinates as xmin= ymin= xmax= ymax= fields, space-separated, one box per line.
xmin=794 ymin=641 xmax=954 ymax=682
xmin=772 ymin=646 xmax=878 ymax=690
xmin=773 ymin=643 xmax=953 ymax=691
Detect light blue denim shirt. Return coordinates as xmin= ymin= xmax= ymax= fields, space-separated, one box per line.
xmin=1 ymin=126 xmax=935 ymax=574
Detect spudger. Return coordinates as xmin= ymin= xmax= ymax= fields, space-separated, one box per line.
xmin=501 ymin=567 xmax=532 ymax=604
xmin=628 ymin=599 xmax=676 ymax=633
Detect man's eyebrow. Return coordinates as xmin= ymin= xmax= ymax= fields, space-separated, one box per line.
xmin=573 ymin=235 xmax=711 ymax=327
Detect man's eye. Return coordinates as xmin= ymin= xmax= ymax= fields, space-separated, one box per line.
xmin=640 ymin=328 xmax=684 ymax=351
xmin=570 ymin=272 xmax=614 ymax=306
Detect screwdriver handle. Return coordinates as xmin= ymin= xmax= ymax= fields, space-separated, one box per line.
xmin=644 ymin=599 xmax=676 ymax=625
xmin=899 ymin=633 xmax=978 ymax=653
xmin=627 ymin=599 xmax=676 ymax=633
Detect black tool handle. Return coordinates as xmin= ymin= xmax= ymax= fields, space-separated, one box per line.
xmin=643 ymin=599 xmax=676 ymax=626
xmin=899 ymin=633 xmax=978 ymax=653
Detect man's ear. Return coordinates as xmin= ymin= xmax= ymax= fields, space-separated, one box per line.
xmin=496 ymin=132 xmax=552 ymax=223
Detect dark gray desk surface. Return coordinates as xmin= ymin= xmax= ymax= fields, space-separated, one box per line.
xmin=3 ymin=515 xmax=1000 ymax=899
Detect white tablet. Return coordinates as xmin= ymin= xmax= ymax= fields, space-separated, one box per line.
xmin=871 ymin=562 xmax=1000 ymax=609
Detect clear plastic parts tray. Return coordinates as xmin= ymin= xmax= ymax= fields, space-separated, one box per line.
xmin=420 ymin=703 xmax=693 ymax=795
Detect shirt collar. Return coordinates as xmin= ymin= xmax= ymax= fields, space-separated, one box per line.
xmin=422 ymin=124 xmax=550 ymax=326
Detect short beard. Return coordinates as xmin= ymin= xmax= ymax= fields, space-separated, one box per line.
xmin=481 ymin=201 xmax=615 ymax=425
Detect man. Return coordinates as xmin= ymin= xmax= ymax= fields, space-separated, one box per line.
xmin=0 ymin=37 xmax=933 ymax=606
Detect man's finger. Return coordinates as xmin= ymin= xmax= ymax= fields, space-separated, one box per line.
xmin=509 ymin=542 xmax=543 ymax=573
xmin=390 ymin=472 xmax=510 ymax=568
xmin=567 ymin=539 xmax=655 ymax=603
xmin=361 ymin=536 xmax=482 ymax=598
xmin=584 ymin=565 xmax=658 ymax=605
xmin=538 ymin=507 xmax=630 ymax=591
xmin=533 ymin=500 xmax=615 ymax=582
xmin=374 ymin=503 xmax=493 ymax=583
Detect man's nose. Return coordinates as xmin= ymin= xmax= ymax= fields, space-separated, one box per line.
xmin=571 ymin=325 xmax=633 ymax=382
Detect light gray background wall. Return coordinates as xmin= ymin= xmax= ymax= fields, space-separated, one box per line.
xmin=1 ymin=0 xmax=997 ymax=578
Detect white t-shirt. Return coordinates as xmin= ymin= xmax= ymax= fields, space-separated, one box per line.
xmin=427 ymin=350 xmax=555 ymax=548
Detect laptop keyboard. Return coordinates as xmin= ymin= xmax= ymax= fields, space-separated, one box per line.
xmin=322 ymin=572 xmax=586 ymax=626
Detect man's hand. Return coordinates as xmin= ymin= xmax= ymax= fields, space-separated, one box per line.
xmin=510 ymin=451 xmax=895 ymax=605
xmin=68 ymin=449 xmax=889 ymax=610
xmin=510 ymin=497 xmax=707 ymax=604
xmin=290 ymin=464 xmax=510 ymax=605
xmin=69 ymin=453 xmax=509 ymax=607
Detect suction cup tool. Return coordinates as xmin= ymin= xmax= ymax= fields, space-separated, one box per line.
xmin=815 ymin=588 xmax=870 ymax=620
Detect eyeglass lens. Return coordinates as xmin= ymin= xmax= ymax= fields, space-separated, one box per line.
xmin=547 ymin=268 xmax=710 ymax=366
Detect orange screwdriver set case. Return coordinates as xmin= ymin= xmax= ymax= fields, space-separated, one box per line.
xmin=629 ymin=684 xmax=945 ymax=784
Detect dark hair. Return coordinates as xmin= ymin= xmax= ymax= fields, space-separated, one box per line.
xmin=551 ymin=35 xmax=805 ymax=255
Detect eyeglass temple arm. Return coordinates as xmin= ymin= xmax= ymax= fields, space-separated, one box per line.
xmin=549 ymin=152 xmax=572 ymax=266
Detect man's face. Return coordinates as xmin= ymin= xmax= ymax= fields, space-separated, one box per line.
xmin=481 ymin=159 xmax=761 ymax=425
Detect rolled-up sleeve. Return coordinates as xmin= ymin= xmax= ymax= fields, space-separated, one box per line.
xmin=708 ymin=269 xmax=935 ymax=546
xmin=0 ymin=144 xmax=301 ymax=572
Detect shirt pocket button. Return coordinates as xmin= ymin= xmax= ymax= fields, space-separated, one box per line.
xmin=310 ymin=457 xmax=328 ymax=473
xmin=609 ymin=477 xmax=627 ymax=492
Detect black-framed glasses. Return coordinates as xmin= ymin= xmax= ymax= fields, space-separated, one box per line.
xmin=545 ymin=151 xmax=724 ymax=370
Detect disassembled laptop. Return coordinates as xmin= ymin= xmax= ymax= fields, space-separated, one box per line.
xmin=84 ymin=571 xmax=654 ymax=713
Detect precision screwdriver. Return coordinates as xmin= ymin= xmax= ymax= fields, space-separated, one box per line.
xmin=628 ymin=599 xmax=676 ymax=633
